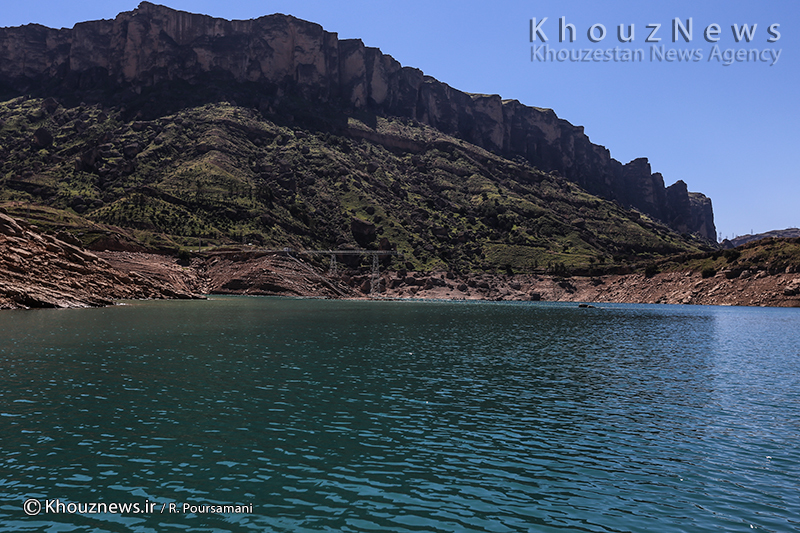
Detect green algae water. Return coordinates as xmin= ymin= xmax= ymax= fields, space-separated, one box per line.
xmin=1 ymin=297 xmax=799 ymax=532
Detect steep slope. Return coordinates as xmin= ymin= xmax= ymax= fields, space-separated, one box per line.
xmin=0 ymin=2 xmax=714 ymax=239
xmin=0 ymin=97 xmax=711 ymax=274
xmin=0 ymin=210 xmax=203 ymax=309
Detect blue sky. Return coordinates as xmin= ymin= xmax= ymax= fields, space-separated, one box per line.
xmin=4 ymin=1 xmax=798 ymax=241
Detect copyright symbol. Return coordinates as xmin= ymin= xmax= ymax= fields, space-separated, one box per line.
xmin=23 ymin=499 xmax=41 ymax=516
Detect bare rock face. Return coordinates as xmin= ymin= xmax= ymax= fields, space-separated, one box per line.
xmin=0 ymin=2 xmax=341 ymax=100
xmin=201 ymin=251 xmax=353 ymax=298
xmin=688 ymin=192 xmax=715 ymax=242
xmin=0 ymin=211 xmax=203 ymax=309
xmin=0 ymin=2 xmax=715 ymax=240
xmin=0 ymin=212 xmax=24 ymax=236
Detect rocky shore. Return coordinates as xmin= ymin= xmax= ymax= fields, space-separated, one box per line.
xmin=0 ymin=213 xmax=204 ymax=309
xmin=374 ymin=269 xmax=800 ymax=307
xmin=2 ymin=213 xmax=799 ymax=310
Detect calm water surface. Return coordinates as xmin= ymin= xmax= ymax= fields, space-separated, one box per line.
xmin=0 ymin=297 xmax=799 ymax=532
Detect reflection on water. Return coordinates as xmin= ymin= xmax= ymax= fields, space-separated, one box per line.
xmin=1 ymin=298 xmax=799 ymax=532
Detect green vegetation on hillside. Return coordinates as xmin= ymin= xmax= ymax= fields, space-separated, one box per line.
xmin=653 ymin=237 xmax=800 ymax=278
xmin=0 ymin=96 xmax=712 ymax=272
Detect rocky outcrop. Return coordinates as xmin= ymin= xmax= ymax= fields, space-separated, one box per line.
xmin=350 ymin=218 xmax=376 ymax=246
xmin=201 ymin=251 xmax=354 ymax=298
xmin=0 ymin=2 xmax=714 ymax=239
xmin=0 ymin=211 xmax=203 ymax=309
xmin=688 ymin=192 xmax=715 ymax=241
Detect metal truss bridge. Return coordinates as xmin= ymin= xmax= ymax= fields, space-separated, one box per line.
xmin=300 ymin=249 xmax=402 ymax=295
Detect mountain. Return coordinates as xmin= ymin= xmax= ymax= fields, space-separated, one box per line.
xmin=0 ymin=2 xmax=715 ymax=242
xmin=722 ymin=228 xmax=800 ymax=249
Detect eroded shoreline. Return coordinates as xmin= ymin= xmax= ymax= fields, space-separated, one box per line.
xmin=3 ymin=213 xmax=799 ymax=310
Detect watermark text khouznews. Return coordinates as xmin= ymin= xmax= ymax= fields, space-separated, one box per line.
xmin=23 ymin=498 xmax=253 ymax=516
xmin=529 ymin=17 xmax=782 ymax=66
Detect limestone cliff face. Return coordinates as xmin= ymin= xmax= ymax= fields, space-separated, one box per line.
xmin=0 ymin=2 xmax=715 ymax=240
xmin=688 ymin=192 xmax=715 ymax=241
xmin=1 ymin=2 xmax=342 ymax=100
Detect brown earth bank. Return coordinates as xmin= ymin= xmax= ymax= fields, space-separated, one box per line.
xmin=3 ymin=210 xmax=799 ymax=309
xmin=372 ymin=270 xmax=800 ymax=308
xmin=120 ymin=251 xmax=800 ymax=308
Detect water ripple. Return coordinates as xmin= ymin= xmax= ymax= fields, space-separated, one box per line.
xmin=0 ymin=299 xmax=799 ymax=531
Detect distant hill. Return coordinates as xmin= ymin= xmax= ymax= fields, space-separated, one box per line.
xmin=722 ymin=229 xmax=800 ymax=249
xmin=0 ymin=3 xmax=717 ymax=273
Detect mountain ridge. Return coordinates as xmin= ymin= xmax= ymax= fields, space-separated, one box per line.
xmin=0 ymin=2 xmax=715 ymax=240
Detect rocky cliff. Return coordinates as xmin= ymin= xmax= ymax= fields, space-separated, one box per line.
xmin=0 ymin=2 xmax=715 ymax=240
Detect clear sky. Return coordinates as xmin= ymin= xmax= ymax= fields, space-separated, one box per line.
xmin=4 ymin=1 xmax=798 ymax=241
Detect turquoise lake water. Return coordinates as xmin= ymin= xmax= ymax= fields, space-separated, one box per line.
xmin=1 ymin=297 xmax=799 ymax=532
